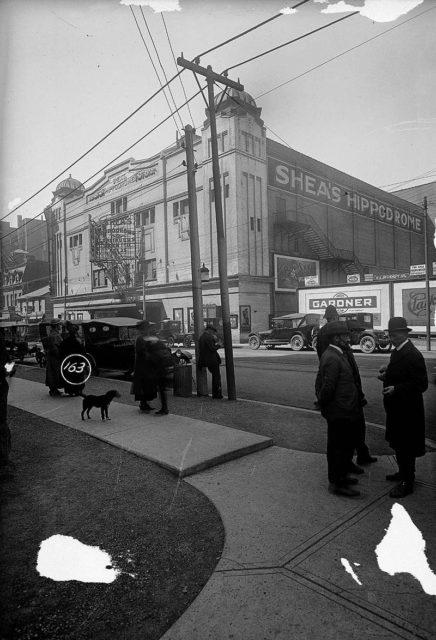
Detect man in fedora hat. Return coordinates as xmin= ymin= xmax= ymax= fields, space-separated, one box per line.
xmin=316 ymin=321 xmax=364 ymax=497
xmin=378 ymin=317 xmax=428 ymax=498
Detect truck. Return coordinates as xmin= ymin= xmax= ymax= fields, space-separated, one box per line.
xmin=298 ymin=279 xmax=436 ymax=335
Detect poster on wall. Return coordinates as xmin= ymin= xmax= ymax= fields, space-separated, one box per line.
xmin=240 ymin=305 xmax=251 ymax=331
xmin=275 ymin=255 xmax=319 ymax=292
xmin=402 ymin=287 xmax=436 ymax=327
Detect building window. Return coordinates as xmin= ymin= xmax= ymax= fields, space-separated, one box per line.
xmin=92 ymin=269 xmax=108 ymax=288
xmin=69 ymin=233 xmax=83 ymax=248
xmin=139 ymin=258 xmax=156 ymax=281
xmin=250 ymin=217 xmax=254 ymax=231
xmin=257 ymin=218 xmax=261 ymax=232
xmin=173 ymin=198 xmax=189 ymax=221
xmin=135 ymin=207 xmax=155 ymax=227
xmin=207 ymin=131 xmax=228 ymax=156
xmin=111 ymin=196 xmax=127 ymax=215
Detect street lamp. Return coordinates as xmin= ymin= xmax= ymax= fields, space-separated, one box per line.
xmin=200 ymin=263 xmax=210 ymax=283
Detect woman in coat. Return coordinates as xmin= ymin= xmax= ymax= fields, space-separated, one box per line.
xmin=58 ymin=322 xmax=86 ymax=396
xmin=131 ymin=320 xmax=158 ymax=412
xmin=44 ymin=319 xmax=64 ymax=396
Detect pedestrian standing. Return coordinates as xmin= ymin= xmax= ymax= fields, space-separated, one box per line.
xmin=345 ymin=319 xmax=377 ymax=467
xmin=198 ymin=325 xmax=223 ymax=399
xmin=378 ymin=317 xmax=428 ymax=498
xmin=131 ymin=320 xmax=158 ymax=413
xmin=0 ymin=328 xmax=15 ymax=480
xmin=59 ymin=322 xmax=86 ymax=396
xmin=44 ymin=319 xmax=64 ymax=396
xmin=315 ymin=304 xmax=339 ymax=359
xmin=316 ymin=321 xmax=363 ymax=497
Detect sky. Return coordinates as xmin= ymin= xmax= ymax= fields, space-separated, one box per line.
xmin=1 ymin=0 xmax=435 ymax=231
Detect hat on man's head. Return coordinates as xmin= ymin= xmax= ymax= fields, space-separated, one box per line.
xmin=324 ymin=320 xmax=350 ymax=337
xmin=324 ymin=305 xmax=339 ymax=321
xmin=387 ymin=317 xmax=412 ymax=333
xmin=206 ymin=324 xmax=217 ymax=332
xmin=136 ymin=319 xmax=155 ymax=330
xmin=50 ymin=318 xmax=61 ymax=326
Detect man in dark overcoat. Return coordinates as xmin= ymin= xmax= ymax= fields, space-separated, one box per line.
xmin=316 ymin=321 xmax=363 ymax=497
xmin=378 ymin=317 xmax=428 ymax=499
xmin=198 ymin=325 xmax=223 ymax=399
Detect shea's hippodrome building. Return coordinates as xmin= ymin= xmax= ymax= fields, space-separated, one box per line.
xmin=45 ymin=89 xmax=434 ymax=341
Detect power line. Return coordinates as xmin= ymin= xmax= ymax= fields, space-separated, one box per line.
xmin=161 ymin=13 xmax=196 ymax=129
xmin=255 ymin=4 xmax=436 ymax=100
xmin=3 ymin=5 xmax=305 ymax=225
xmin=195 ymin=0 xmax=311 ymax=60
xmin=224 ymin=11 xmax=359 ymax=74
xmin=138 ymin=6 xmax=184 ymax=131
xmin=130 ymin=6 xmax=182 ymax=135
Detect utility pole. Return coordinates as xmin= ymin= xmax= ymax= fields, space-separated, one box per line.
xmin=177 ymin=56 xmax=242 ymax=400
xmin=183 ymin=124 xmax=208 ymax=396
xmin=423 ymin=197 xmax=431 ymax=351
xmin=63 ymin=200 xmax=68 ymax=320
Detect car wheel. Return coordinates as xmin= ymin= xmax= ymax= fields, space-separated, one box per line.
xmin=167 ymin=336 xmax=175 ymax=348
xmin=183 ymin=335 xmax=192 ymax=348
xmin=377 ymin=342 xmax=392 ymax=352
xmin=360 ymin=335 xmax=376 ymax=354
xmin=311 ymin=335 xmax=318 ymax=351
xmin=266 ymin=345 xmax=275 ymax=350
xmin=248 ymin=335 xmax=261 ymax=350
xmin=290 ymin=334 xmax=304 ymax=351
xmin=86 ymin=353 xmax=98 ymax=376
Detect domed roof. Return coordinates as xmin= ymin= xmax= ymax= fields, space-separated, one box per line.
xmin=55 ymin=174 xmax=85 ymax=194
xmin=214 ymin=88 xmax=258 ymax=109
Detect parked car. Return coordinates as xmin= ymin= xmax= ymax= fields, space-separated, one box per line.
xmin=39 ymin=317 xmax=140 ymax=376
xmin=248 ymin=313 xmax=323 ymax=351
xmin=1 ymin=320 xmax=45 ymax=363
xmin=157 ymin=319 xmax=194 ymax=348
xmin=339 ymin=313 xmax=391 ymax=354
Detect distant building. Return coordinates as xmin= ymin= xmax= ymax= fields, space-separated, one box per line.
xmin=42 ymin=90 xmax=429 ymax=340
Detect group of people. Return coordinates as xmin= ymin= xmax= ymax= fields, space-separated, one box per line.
xmin=43 ymin=319 xmax=86 ymax=397
xmin=315 ymin=305 xmax=428 ymax=500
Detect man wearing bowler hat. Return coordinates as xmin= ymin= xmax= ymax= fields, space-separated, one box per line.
xmin=316 ymin=320 xmax=364 ymax=497
xmin=378 ymin=317 xmax=428 ymax=498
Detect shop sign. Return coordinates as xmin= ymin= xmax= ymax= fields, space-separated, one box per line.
xmin=308 ymin=294 xmax=378 ymax=312
xmin=347 ymin=274 xmax=361 ymax=283
xmin=268 ymin=158 xmax=423 ymax=233
xmin=87 ymin=166 xmax=158 ymax=202
xmin=402 ymin=287 xmax=436 ymax=326
xmin=410 ymin=264 xmax=426 ymax=275
xmin=304 ymin=275 xmax=319 ymax=286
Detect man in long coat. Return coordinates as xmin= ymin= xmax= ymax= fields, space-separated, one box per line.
xmin=316 ymin=321 xmax=363 ymax=497
xmin=379 ymin=317 xmax=428 ymax=498
xmin=198 ymin=325 xmax=223 ymax=399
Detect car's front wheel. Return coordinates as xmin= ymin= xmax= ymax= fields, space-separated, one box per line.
xmin=359 ymin=335 xmax=376 ymax=354
xmin=183 ymin=335 xmax=192 ymax=348
xmin=248 ymin=335 xmax=261 ymax=350
xmin=290 ymin=334 xmax=304 ymax=351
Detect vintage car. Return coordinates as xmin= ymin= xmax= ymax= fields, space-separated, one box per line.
xmin=1 ymin=320 xmax=45 ymax=364
xmin=339 ymin=313 xmax=392 ymax=354
xmin=157 ymin=319 xmax=194 ymax=348
xmin=248 ymin=313 xmax=323 ymax=351
xmin=39 ymin=317 xmax=140 ymax=376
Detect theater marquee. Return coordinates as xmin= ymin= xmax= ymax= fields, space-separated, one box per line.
xmin=268 ymin=158 xmax=423 ymax=233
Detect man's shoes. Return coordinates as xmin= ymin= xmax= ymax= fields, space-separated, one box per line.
xmin=356 ymin=455 xmax=378 ymax=465
xmin=347 ymin=462 xmax=364 ymax=475
xmin=155 ymin=409 xmax=169 ymax=416
xmin=342 ymin=477 xmax=359 ymax=485
xmin=389 ymin=482 xmax=414 ymax=499
xmin=386 ymin=472 xmax=402 ymax=482
xmin=329 ymin=484 xmax=360 ymax=497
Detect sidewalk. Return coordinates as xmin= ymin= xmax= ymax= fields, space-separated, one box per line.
xmin=8 ymin=378 xmax=436 ymax=640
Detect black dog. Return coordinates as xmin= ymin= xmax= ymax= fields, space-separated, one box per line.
xmin=81 ymin=390 xmax=120 ymax=421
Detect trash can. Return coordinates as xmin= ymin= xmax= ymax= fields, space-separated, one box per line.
xmin=173 ymin=363 xmax=192 ymax=397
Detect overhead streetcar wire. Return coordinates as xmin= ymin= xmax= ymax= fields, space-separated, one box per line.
xmin=255 ymin=4 xmax=436 ymax=100
xmin=161 ymin=13 xmax=196 ymax=129
xmin=1 ymin=3 xmax=314 ymax=225
xmin=130 ymin=6 xmax=182 ymax=134
xmin=224 ymin=11 xmax=360 ymax=74
xmin=139 ymin=7 xmax=184 ymax=131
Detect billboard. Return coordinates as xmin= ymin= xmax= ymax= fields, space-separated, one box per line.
xmin=401 ymin=286 xmax=436 ymax=328
xmin=274 ymin=255 xmax=319 ymax=292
